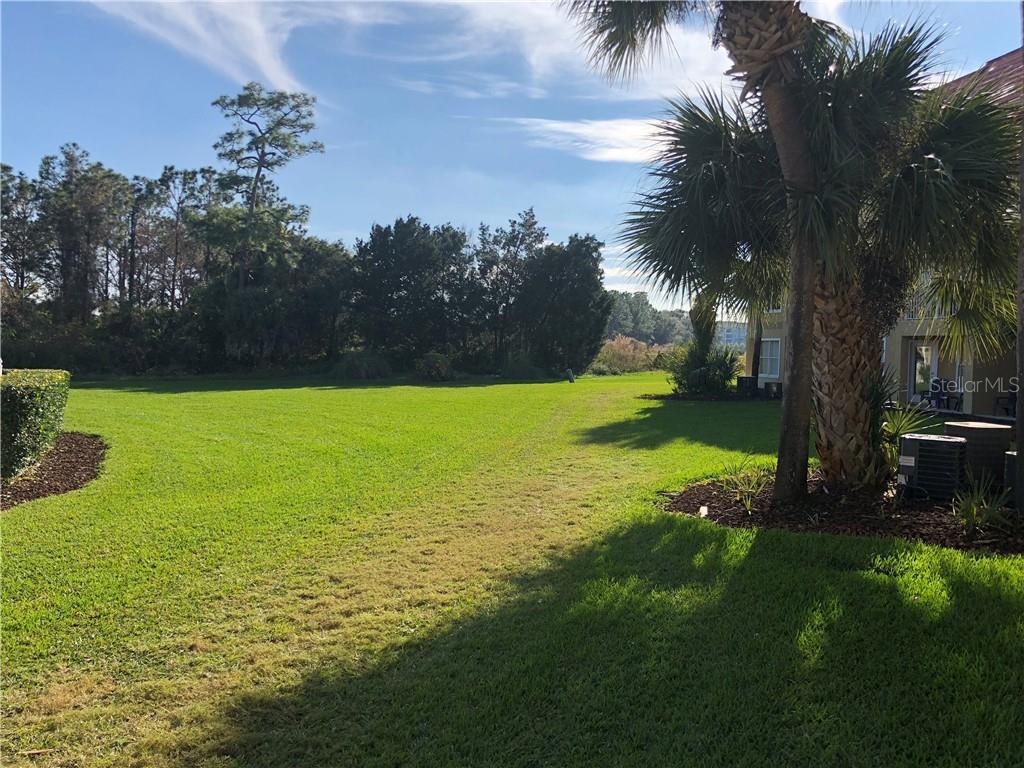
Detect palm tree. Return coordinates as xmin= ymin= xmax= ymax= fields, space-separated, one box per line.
xmin=567 ymin=1 xmax=827 ymax=500
xmin=1016 ymin=1 xmax=1023 ymax=512
xmin=802 ymin=25 xmax=1016 ymax=486
xmin=624 ymin=24 xmax=1019 ymax=487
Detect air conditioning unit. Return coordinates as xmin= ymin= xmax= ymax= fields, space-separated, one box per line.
xmin=944 ymin=421 xmax=1013 ymax=488
xmin=897 ymin=434 xmax=966 ymax=501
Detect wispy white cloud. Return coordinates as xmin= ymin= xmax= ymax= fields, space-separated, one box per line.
xmin=96 ymin=1 xmax=733 ymax=103
xmin=96 ymin=1 xmax=400 ymax=92
xmin=394 ymin=78 xmax=438 ymax=96
xmin=602 ymin=266 xmax=637 ymax=279
xmin=435 ymin=2 xmax=732 ymax=102
xmin=498 ymin=117 xmax=660 ymax=163
xmin=395 ymin=73 xmax=547 ymax=100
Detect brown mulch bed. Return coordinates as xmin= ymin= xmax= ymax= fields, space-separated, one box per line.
xmin=664 ymin=477 xmax=1024 ymax=556
xmin=1 ymin=433 xmax=107 ymax=509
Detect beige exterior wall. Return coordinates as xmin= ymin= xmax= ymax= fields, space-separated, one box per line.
xmin=745 ymin=308 xmax=787 ymax=388
xmin=970 ymin=349 xmax=1015 ymax=416
xmin=749 ymin=304 xmax=1015 ymax=417
xmin=884 ymin=314 xmax=1014 ymax=416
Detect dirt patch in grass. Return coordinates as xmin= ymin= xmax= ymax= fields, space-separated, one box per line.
xmin=1 ymin=433 xmax=107 ymax=509
xmin=665 ymin=478 xmax=1024 ymax=556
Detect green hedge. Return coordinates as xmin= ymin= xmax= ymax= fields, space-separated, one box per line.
xmin=331 ymin=351 xmax=393 ymax=381
xmin=1 ymin=369 xmax=71 ymax=479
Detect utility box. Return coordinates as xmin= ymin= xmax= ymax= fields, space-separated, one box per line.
xmin=898 ymin=433 xmax=967 ymax=501
xmin=736 ymin=376 xmax=756 ymax=397
xmin=944 ymin=421 xmax=1013 ymax=487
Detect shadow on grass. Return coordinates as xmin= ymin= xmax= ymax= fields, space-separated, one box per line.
xmin=73 ymin=373 xmax=564 ymax=395
xmin=180 ymin=517 xmax=1024 ymax=767
xmin=576 ymin=398 xmax=781 ymax=454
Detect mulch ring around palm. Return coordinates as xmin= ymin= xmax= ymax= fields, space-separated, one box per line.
xmin=663 ymin=477 xmax=1024 ymax=556
xmin=1 ymin=433 xmax=107 ymax=509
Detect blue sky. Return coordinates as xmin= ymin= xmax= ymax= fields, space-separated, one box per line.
xmin=2 ymin=1 xmax=1020 ymax=304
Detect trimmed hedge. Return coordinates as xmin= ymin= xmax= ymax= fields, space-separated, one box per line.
xmin=1 ymin=369 xmax=71 ymax=478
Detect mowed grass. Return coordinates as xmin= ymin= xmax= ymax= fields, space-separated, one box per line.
xmin=3 ymin=372 xmax=1023 ymax=767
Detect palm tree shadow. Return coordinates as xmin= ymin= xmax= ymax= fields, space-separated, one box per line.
xmin=575 ymin=399 xmax=781 ymax=453
xmin=176 ymin=518 xmax=1024 ymax=767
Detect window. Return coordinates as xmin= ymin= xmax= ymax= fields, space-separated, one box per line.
xmin=760 ymin=338 xmax=781 ymax=378
xmin=911 ymin=343 xmax=937 ymax=397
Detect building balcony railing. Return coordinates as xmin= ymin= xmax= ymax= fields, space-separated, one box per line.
xmin=904 ymin=293 xmax=950 ymax=321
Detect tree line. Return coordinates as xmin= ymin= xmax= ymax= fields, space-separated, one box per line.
xmin=1 ymin=83 xmax=611 ymax=376
xmin=603 ymin=290 xmax=692 ymax=346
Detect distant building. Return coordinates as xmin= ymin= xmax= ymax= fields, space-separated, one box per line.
xmin=715 ymin=321 xmax=747 ymax=349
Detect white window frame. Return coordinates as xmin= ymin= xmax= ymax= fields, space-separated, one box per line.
xmin=759 ymin=338 xmax=781 ymax=379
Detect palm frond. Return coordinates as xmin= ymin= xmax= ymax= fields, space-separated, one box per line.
xmin=920 ymin=269 xmax=1017 ymax=360
xmin=621 ymin=87 xmax=786 ymax=304
xmin=877 ymin=84 xmax=1019 ymax=264
xmin=793 ymin=20 xmax=947 ymax=278
xmin=562 ymin=1 xmax=708 ymax=80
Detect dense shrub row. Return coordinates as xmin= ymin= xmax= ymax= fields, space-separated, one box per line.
xmin=415 ymin=353 xmax=456 ymax=382
xmin=586 ymin=336 xmax=743 ymax=395
xmin=324 ymin=349 xmax=557 ymax=383
xmin=331 ymin=351 xmax=393 ymax=381
xmin=1 ymin=369 xmax=71 ymax=478
xmin=587 ymin=336 xmax=681 ymax=376
xmin=588 ymin=335 xmax=655 ymax=375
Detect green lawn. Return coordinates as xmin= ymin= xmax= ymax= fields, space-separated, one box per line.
xmin=4 ymin=372 xmax=1023 ymax=767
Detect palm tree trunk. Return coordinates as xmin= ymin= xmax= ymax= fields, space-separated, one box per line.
xmin=750 ymin=311 xmax=763 ymax=385
xmin=690 ymin=291 xmax=717 ymax=358
xmin=1015 ymin=1 xmax=1023 ymax=512
xmin=760 ymin=80 xmax=818 ymax=502
xmin=812 ymin=276 xmax=882 ymax=486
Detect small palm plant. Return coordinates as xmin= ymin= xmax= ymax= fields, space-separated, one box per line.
xmin=880 ymin=404 xmax=936 ymax=474
xmin=719 ymin=458 xmax=775 ymax=514
xmin=868 ymin=366 xmax=937 ymax=479
xmin=952 ymin=472 xmax=1011 ymax=533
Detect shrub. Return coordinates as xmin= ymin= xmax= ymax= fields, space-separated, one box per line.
xmin=1 ymin=368 xmax=71 ymax=478
xmin=590 ymin=335 xmax=654 ymax=374
xmin=651 ymin=345 xmax=684 ymax=371
xmin=719 ymin=458 xmax=774 ymax=514
xmin=952 ymin=471 xmax=1011 ymax=533
xmin=587 ymin=361 xmax=619 ymax=376
xmin=668 ymin=343 xmax=741 ymax=395
xmin=331 ymin=351 xmax=392 ymax=380
xmin=501 ymin=353 xmax=548 ymax=381
xmin=415 ymin=352 xmax=456 ymax=382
